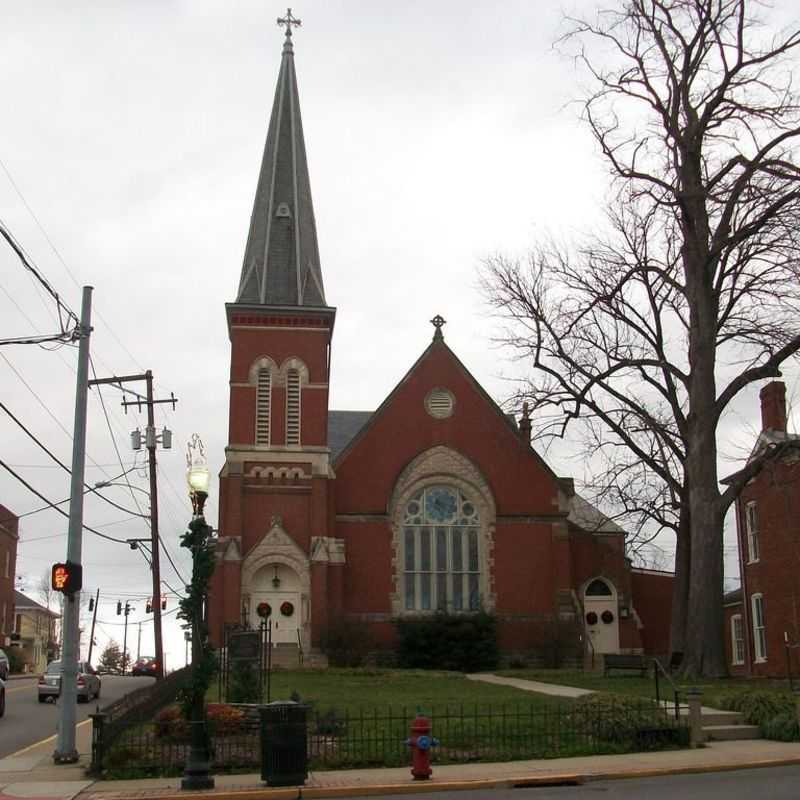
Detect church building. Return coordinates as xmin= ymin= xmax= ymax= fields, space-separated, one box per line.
xmin=208 ymin=17 xmax=672 ymax=664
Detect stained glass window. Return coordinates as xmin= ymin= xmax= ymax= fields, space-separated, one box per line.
xmin=402 ymin=486 xmax=481 ymax=612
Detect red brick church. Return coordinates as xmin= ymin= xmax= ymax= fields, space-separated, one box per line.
xmin=207 ymin=19 xmax=672 ymax=663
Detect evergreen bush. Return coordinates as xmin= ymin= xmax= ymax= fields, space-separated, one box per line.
xmin=395 ymin=611 xmax=498 ymax=672
xmin=319 ymin=618 xmax=374 ymax=667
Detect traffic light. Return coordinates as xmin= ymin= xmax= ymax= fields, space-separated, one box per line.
xmin=88 ymin=597 xmax=95 ymax=611
xmin=146 ymin=601 xmax=152 ymax=614
xmin=51 ymin=562 xmax=82 ymax=594
xmin=117 ymin=601 xmax=122 ymax=616
xmin=161 ymin=596 xmax=167 ymax=610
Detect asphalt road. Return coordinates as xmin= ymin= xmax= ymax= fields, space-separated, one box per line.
xmin=0 ymin=674 xmax=155 ymax=759
xmin=363 ymin=765 xmax=800 ymax=799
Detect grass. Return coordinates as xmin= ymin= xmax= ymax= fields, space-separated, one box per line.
xmin=209 ymin=667 xmax=568 ymax=712
xmin=493 ymin=668 xmax=795 ymax=708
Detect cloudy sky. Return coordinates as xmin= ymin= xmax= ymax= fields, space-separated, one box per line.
xmin=2 ymin=0 xmax=798 ymax=666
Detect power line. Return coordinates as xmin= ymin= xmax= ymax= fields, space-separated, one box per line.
xmin=0 ymin=458 xmax=128 ymax=544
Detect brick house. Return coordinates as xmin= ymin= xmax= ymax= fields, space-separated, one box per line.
xmin=722 ymin=381 xmax=800 ymax=677
xmin=0 ymin=504 xmax=19 ymax=648
xmin=12 ymin=590 xmax=60 ymax=673
xmin=207 ymin=24 xmax=673 ymax=663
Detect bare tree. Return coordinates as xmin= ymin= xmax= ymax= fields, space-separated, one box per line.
xmin=484 ymin=0 xmax=800 ymax=676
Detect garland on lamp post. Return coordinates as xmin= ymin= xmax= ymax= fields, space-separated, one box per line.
xmin=179 ymin=434 xmax=217 ymax=791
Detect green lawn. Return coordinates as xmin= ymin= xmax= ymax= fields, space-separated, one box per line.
xmin=494 ymin=668 xmax=794 ymax=708
xmin=210 ymin=667 xmax=568 ymax=712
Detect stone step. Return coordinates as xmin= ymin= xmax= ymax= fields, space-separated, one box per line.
xmin=703 ymin=723 xmax=761 ymax=741
xmin=697 ymin=711 xmax=746 ymax=727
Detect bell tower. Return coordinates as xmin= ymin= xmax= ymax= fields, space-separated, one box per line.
xmin=211 ymin=12 xmax=338 ymax=652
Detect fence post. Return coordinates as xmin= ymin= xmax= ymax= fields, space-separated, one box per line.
xmin=89 ymin=711 xmax=107 ymax=774
xmin=686 ymin=688 xmax=704 ymax=748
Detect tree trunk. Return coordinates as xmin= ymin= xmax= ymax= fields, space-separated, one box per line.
xmin=669 ymin=507 xmax=690 ymax=657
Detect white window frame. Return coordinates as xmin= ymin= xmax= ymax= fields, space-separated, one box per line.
xmin=752 ymin=593 xmax=767 ymax=662
xmin=730 ymin=614 xmax=745 ymax=665
xmin=745 ymin=501 xmax=759 ymax=563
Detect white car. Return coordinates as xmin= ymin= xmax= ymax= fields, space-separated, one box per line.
xmin=38 ymin=660 xmax=101 ymax=703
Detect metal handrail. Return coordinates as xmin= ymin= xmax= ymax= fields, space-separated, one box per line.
xmin=652 ymin=657 xmax=681 ymax=720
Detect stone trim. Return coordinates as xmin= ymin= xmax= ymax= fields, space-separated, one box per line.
xmin=388 ymin=445 xmax=496 ymax=614
xmin=310 ymin=536 xmax=346 ymax=564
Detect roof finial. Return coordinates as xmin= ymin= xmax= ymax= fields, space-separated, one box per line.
xmin=277 ymin=8 xmax=302 ymax=38
xmin=430 ymin=314 xmax=446 ymax=341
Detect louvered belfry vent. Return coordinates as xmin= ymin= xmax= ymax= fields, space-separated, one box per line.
xmin=426 ymin=388 xmax=455 ymax=419
xmin=286 ymin=369 xmax=301 ymax=444
xmin=256 ymin=367 xmax=271 ymax=445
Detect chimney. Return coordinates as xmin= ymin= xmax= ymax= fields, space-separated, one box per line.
xmin=760 ymin=381 xmax=787 ymax=432
xmin=519 ymin=402 xmax=532 ymax=445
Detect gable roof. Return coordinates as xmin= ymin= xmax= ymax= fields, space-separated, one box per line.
xmin=567 ymin=492 xmax=626 ymax=535
xmin=331 ymin=334 xmax=559 ymax=484
xmin=14 ymin=590 xmax=59 ymax=617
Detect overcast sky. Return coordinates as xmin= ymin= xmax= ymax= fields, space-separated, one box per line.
xmin=2 ymin=1 xmax=798 ymax=666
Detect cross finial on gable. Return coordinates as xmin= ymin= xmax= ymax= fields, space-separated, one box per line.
xmin=430 ymin=314 xmax=446 ymax=341
xmin=277 ymin=8 xmax=302 ymax=38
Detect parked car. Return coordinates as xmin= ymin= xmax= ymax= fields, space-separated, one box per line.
xmin=0 ymin=676 xmax=5 ymax=717
xmin=38 ymin=660 xmax=101 ymax=703
xmin=0 ymin=649 xmax=9 ymax=681
xmin=131 ymin=656 xmax=158 ymax=677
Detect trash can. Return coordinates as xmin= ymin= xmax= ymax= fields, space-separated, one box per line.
xmin=260 ymin=700 xmax=308 ymax=786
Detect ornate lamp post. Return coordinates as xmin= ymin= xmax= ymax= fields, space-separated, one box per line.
xmin=180 ymin=435 xmax=216 ymax=791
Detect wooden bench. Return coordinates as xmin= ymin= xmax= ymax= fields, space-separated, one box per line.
xmin=603 ymin=653 xmax=649 ymax=677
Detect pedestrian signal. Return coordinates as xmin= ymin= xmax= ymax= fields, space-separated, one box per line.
xmin=51 ymin=562 xmax=82 ymax=594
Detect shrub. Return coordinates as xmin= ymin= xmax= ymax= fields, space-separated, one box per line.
xmin=395 ymin=611 xmax=498 ymax=672
xmin=570 ymin=693 xmax=667 ymax=743
xmin=154 ymin=705 xmax=187 ymax=739
xmin=319 ymin=618 xmax=374 ymax=667
xmin=6 ymin=647 xmax=25 ymax=674
xmin=717 ymin=690 xmax=794 ymax=727
xmin=762 ymin=712 xmax=800 ymax=742
xmin=227 ymin=661 xmax=261 ymax=704
xmin=207 ymin=703 xmax=246 ymax=735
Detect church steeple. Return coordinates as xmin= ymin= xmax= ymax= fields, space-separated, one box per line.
xmin=236 ymin=10 xmax=326 ymax=307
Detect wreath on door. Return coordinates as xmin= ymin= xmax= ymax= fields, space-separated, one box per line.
xmin=256 ymin=602 xmax=271 ymax=618
xmin=585 ymin=611 xmax=598 ymax=625
xmin=601 ymin=610 xmax=615 ymax=624
xmin=280 ymin=601 xmax=294 ymax=617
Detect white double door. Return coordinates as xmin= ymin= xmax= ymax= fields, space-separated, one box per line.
xmin=252 ymin=590 xmax=301 ymax=644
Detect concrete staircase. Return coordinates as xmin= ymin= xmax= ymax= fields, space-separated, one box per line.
xmin=674 ymin=705 xmax=761 ymax=742
xmin=267 ymin=644 xmax=328 ymax=669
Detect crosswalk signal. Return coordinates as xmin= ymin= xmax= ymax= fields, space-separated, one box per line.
xmin=116 ymin=601 xmax=122 ymax=616
xmin=51 ymin=562 xmax=82 ymax=595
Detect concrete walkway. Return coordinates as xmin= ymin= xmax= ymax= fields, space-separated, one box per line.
xmin=465 ymin=672 xmax=594 ymax=697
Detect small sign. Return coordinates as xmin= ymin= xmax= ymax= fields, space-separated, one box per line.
xmin=228 ymin=631 xmax=260 ymax=661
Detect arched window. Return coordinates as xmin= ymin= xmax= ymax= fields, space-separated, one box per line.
xmin=402 ymin=485 xmax=480 ymax=612
xmin=286 ymin=367 xmax=301 ymax=445
xmin=585 ymin=579 xmax=613 ymax=597
xmin=255 ymin=366 xmax=271 ymax=445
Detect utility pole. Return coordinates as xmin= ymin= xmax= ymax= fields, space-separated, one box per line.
xmin=121 ymin=602 xmax=131 ymax=674
xmin=54 ymin=286 xmax=92 ymax=765
xmin=137 ymin=620 xmax=142 ymax=661
xmin=87 ymin=370 xmax=176 ymax=680
xmin=87 ymin=588 xmax=100 ymax=664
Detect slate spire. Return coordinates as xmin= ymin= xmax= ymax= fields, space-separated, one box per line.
xmin=236 ymin=12 xmax=326 ymax=307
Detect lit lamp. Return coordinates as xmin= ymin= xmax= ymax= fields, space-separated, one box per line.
xmin=181 ymin=434 xmax=215 ymax=791
xmin=272 ymin=565 xmax=281 ymax=589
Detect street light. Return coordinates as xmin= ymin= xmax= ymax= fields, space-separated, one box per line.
xmin=181 ymin=434 xmax=215 ymax=791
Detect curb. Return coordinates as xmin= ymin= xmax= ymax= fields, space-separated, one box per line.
xmin=78 ymin=756 xmax=800 ymax=800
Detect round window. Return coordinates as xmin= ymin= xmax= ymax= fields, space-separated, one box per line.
xmin=585 ymin=611 xmax=598 ymax=626
xmin=601 ymin=610 xmax=614 ymax=624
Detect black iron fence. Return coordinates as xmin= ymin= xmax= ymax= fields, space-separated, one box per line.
xmin=90 ymin=666 xmax=190 ymax=773
xmin=91 ymin=698 xmax=688 ymax=778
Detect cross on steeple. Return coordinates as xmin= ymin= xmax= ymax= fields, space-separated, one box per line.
xmin=430 ymin=314 xmax=446 ymax=341
xmin=277 ymin=8 xmax=301 ymax=38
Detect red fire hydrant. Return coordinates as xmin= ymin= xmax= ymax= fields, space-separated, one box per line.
xmin=405 ymin=712 xmax=439 ymax=780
